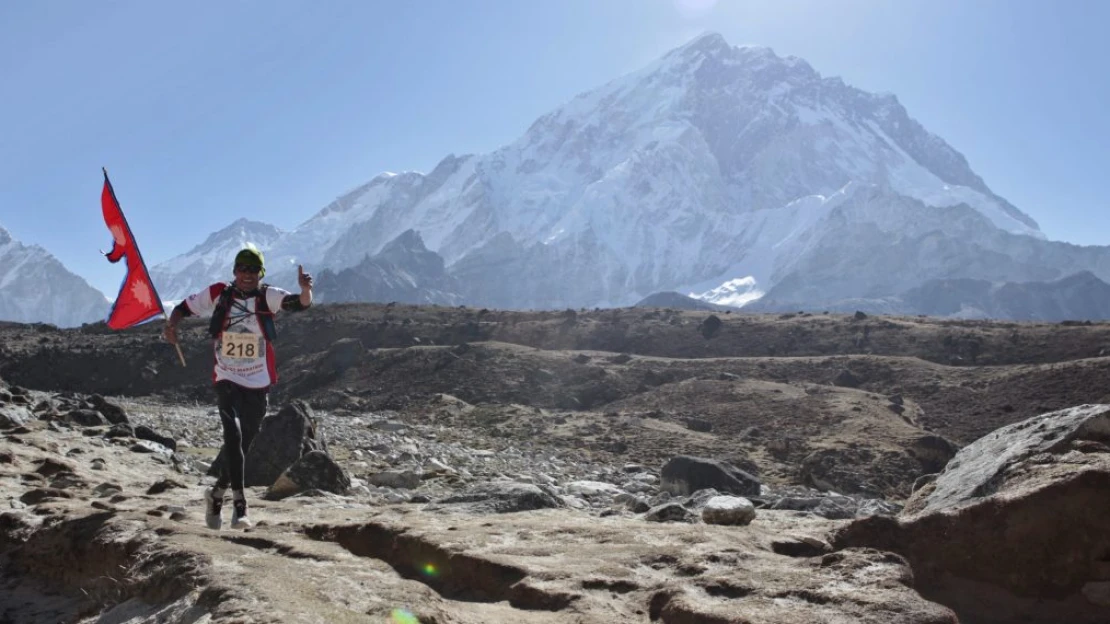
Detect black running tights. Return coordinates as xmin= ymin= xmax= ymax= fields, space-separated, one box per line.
xmin=214 ymin=380 xmax=268 ymax=491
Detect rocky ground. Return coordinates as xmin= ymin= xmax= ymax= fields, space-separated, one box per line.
xmin=2 ymin=305 xmax=1109 ymax=622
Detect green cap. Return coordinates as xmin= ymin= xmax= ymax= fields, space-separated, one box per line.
xmin=234 ymin=247 xmax=265 ymax=277
xmin=235 ymin=248 xmax=264 ymax=268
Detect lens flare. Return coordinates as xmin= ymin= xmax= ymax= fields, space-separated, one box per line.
xmin=422 ymin=563 xmax=438 ymax=577
xmin=390 ymin=608 xmax=419 ymax=624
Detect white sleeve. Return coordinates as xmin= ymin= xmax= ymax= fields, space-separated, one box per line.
xmin=183 ymin=284 xmax=221 ymax=317
xmin=266 ymin=286 xmax=292 ymax=314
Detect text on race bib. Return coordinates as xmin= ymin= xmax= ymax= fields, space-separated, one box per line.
xmin=221 ymin=333 xmax=262 ymax=359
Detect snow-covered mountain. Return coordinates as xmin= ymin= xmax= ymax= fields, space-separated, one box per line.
xmin=149 ymin=33 xmax=1110 ymax=317
xmin=757 ymin=270 xmax=1110 ymax=322
xmin=0 ymin=225 xmax=108 ymax=327
xmin=315 ymin=230 xmax=462 ymax=305
xmin=901 ymin=271 xmax=1110 ymax=321
xmin=744 ymin=183 xmax=1110 ymax=311
xmin=150 ymin=218 xmax=285 ymax=301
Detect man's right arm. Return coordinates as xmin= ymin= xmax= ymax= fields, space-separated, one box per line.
xmin=163 ymin=302 xmax=193 ymax=345
xmin=163 ymin=283 xmax=225 ymax=344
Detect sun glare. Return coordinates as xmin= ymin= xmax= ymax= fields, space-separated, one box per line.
xmin=674 ymin=0 xmax=719 ymax=18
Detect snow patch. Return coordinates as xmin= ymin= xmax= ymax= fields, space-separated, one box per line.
xmin=690 ymin=276 xmax=765 ymax=308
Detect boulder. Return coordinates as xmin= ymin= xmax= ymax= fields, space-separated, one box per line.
xmin=89 ymin=395 xmax=129 ymax=425
xmin=833 ymin=404 xmax=1110 ymax=624
xmin=909 ymin=404 xmax=1109 ymax=516
xmin=135 ymin=425 xmax=176 ymax=452
xmin=245 ymin=401 xmax=325 ymax=487
xmin=699 ymin=314 xmax=722 ymax=339
xmin=660 ymin=455 xmax=760 ymax=497
xmin=267 ymin=451 xmax=351 ymax=500
xmin=701 ymin=496 xmax=756 ymax=526
xmin=206 ymin=400 xmax=324 ymax=486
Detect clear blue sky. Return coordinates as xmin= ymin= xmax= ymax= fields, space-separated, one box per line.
xmin=1 ymin=0 xmax=1107 ymax=297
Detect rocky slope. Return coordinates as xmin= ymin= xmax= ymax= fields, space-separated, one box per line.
xmin=3 ymin=301 xmax=1109 ymax=621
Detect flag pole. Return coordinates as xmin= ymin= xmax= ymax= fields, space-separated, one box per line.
xmin=102 ymin=167 xmax=187 ymax=367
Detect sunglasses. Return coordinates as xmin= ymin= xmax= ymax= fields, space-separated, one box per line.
xmin=235 ymin=264 xmax=262 ymax=274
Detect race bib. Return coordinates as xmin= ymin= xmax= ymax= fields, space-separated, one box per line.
xmin=221 ymin=332 xmax=263 ymax=360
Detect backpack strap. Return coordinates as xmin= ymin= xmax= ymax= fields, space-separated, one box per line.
xmin=208 ymin=283 xmax=234 ymax=339
xmin=256 ymin=284 xmax=277 ymax=342
xmin=207 ymin=283 xmax=277 ymax=342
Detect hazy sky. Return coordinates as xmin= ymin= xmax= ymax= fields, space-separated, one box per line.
xmin=1 ymin=0 xmax=1107 ymax=297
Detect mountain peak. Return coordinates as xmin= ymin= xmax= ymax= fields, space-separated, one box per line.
xmin=0 ymin=226 xmax=108 ymax=325
xmin=381 ymin=229 xmax=428 ymax=255
xmin=678 ymin=31 xmax=731 ymax=54
xmin=197 ymin=219 xmax=283 ymax=248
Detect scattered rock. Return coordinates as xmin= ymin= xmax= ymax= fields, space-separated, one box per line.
xmin=90 ymin=395 xmax=129 ymax=425
xmin=701 ymin=496 xmax=756 ymax=526
xmin=436 ymin=482 xmax=564 ymax=513
xmin=0 ymin=405 xmax=32 ymax=429
xmin=644 ymin=502 xmax=698 ymax=523
xmin=146 ymin=479 xmax=187 ymax=495
xmin=134 ymin=425 xmax=176 ymax=452
xmin=66 ymin=409 xmax=105 ymax=427
xmin=660 ymin=455 xmax=760 ymax=497
xmin=683 ymin=417 xmax=713 ymax=433
xmin=771 ymin=536 xmax=831 ymax=557
xmin=369 ymin=470 xmax=421 ymax=490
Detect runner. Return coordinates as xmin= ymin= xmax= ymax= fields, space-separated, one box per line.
xmin=163 ymin=246 xmax=313 ymax=529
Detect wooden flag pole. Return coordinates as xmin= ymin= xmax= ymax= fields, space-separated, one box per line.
xmin=168 ymin=319 xmax=187 ymax=367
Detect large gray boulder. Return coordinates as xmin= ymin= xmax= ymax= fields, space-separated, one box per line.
xmin=833 ymin=404 xmax=1110 ymax=624
xmin=245 ymin=400 xmax=326 ymax=487
xmin=208 ymin=400 xmax=325 ymax=487
xmin=660 ymin=455 xmax=760 ymax=497
xmin=909 ymin=403 xmax=1110 ymax=516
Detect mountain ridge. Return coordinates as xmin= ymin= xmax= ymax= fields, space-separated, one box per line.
xmin=0 ymin=224 xmax=109 ymax=327
xmin=134 ymin=33 xmax=1109 ymax=318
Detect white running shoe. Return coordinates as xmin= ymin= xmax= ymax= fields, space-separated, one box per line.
xmin=231 ymin=497 xmax=251 ymax=529
xmin=204 ymin=487 xmax=225 ymax=530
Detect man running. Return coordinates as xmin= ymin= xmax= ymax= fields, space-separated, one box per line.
xmin=163 ymin=246 xmax=313 ymax=529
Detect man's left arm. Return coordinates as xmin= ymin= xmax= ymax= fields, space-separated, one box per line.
xmin=297 ymin=264 xmax=313 ymax=308
xmin=278 ymin=264 xmax=313 ymax=312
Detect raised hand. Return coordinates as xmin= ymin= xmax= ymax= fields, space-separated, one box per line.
xmin=298 ymin=264 xmax=314 ymax=291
